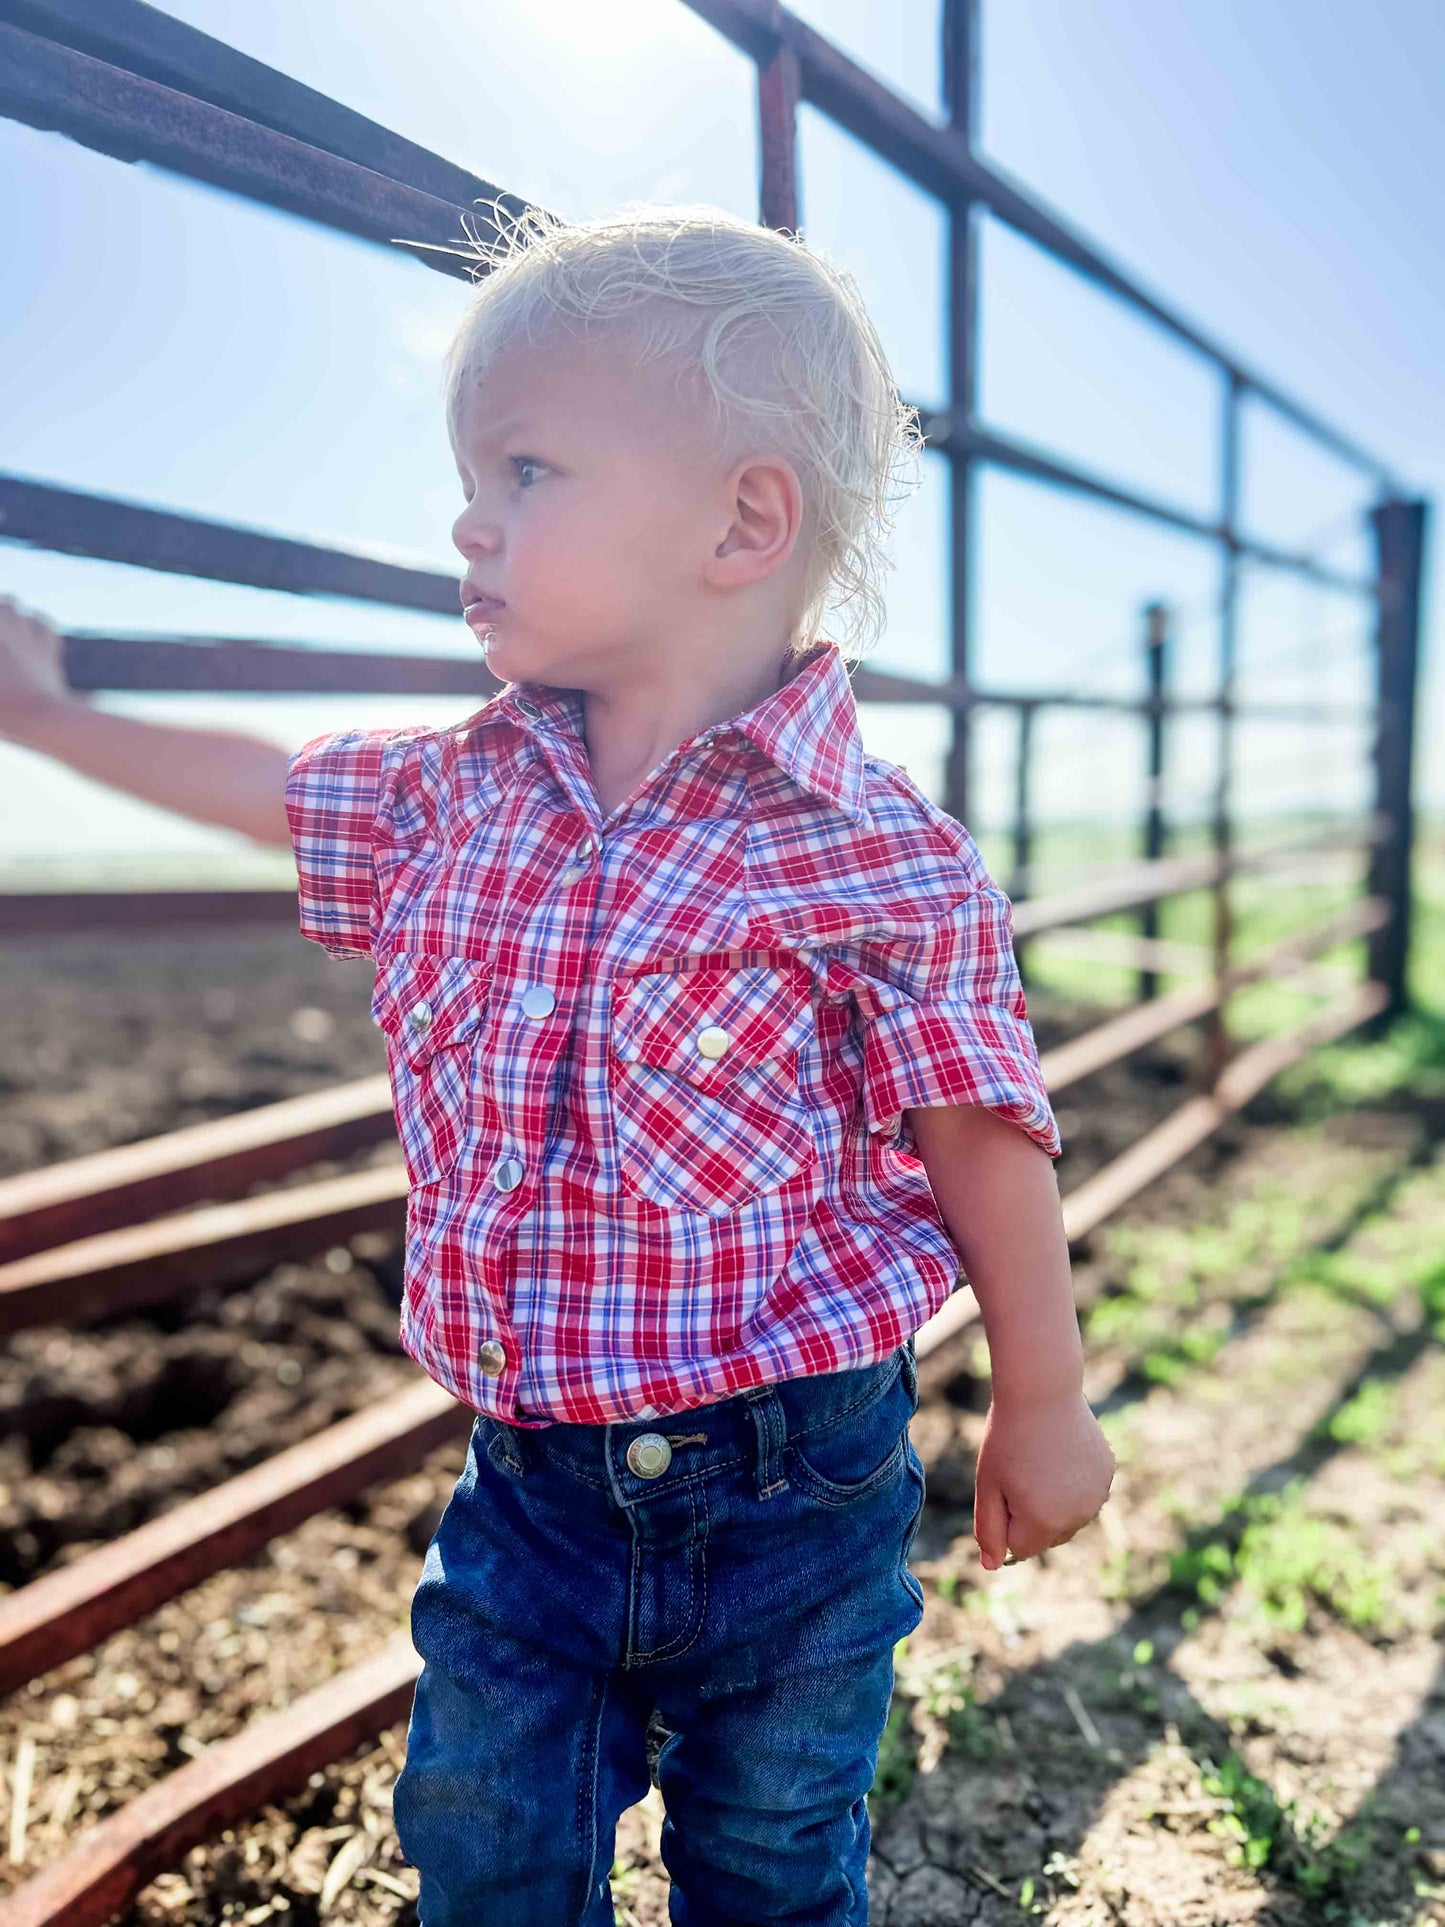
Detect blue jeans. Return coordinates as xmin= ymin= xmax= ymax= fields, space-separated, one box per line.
xmin=392 ymin=1343 xmax=926 ymax=1925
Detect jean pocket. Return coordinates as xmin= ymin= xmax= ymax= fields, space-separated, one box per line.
xmin=785 ymin=1351 xmax=914 ymax=1506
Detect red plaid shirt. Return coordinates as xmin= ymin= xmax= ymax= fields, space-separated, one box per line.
xmin=285 ymin=638 xmax=1061 ymax=1427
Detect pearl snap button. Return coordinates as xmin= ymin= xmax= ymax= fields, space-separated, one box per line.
xmin=695 ymin=1026 xmax=729 ymax=1060
xmin=626 ymin=1433 xmax=672 ymax=1478
xmin=519 ymin=985 xmax=556 ymax=1019
xmin=493 ymin=1156 xmax=525 ymax=1192
xmin=407 ymin=1000 xmax=433 ymax=1034
xmin=478 ymin=1339 xmax=506 ymax=1376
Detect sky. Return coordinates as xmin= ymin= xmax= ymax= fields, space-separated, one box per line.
xmin=0 ymin=0 xmax=1439 ymax=885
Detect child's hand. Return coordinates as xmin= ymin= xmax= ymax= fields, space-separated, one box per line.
xmin=973 ymin=1389 xmax=1115 ymax=1570
xmin=0 ymin=595 xmax=71 ymax=740
xmin=0 ymin=594 xmax=291 ymax=843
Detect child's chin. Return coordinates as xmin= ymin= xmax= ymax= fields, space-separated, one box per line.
xmin=484 ymin=628 xmax=561 ymax=683
xmin=477 ymin=626 xmax=517 ymax=671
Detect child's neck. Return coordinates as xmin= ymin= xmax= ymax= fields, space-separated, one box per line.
xmin=581 ymin=634 xmax=801 ymax=821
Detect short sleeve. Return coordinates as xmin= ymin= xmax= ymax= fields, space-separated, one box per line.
xmin=284 ymin=730 xmax=393 ymax=959
xmin=848 ymin=876 xmax=1062 ymax=1161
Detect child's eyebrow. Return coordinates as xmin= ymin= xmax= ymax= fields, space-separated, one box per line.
xmin=463 ymin=410 xmax=536 ymax=449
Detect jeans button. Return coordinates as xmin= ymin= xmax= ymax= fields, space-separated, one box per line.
xmin=626 ymin=1433 xmax=672 ymax=1478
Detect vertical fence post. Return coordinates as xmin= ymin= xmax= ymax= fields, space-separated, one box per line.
xmin=1138 ymin=602 xmax=1170 ymax=1004
xmin=1009 ymin=699 xmax=1037 ymax=981
xmin=1366 ymin=497 xmax=1429 ymax=1020
xmin=942 ymin=0 xmax=981 ymax=831
xmin=756 ymin=41 xmax=801 ymax=233
xmin=1204 ymin=374 xmax=1243 ymax=1088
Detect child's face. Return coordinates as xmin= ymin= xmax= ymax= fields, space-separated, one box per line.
xmin=450 ymin=337 xmax=732 ymax=688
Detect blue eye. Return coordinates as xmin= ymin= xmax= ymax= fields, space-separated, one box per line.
xmin=512 ymin=457 xmax=546 ymax=489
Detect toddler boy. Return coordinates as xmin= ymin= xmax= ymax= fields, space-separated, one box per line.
xmin=0 ymin=204 xmax=1113 ymax=1925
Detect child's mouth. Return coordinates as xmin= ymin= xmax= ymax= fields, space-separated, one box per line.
xmin=463 ymin=593 xmax=506 ymax=634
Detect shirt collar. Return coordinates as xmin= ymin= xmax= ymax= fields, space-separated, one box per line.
xmin=492 ymin=638 xmax=869 ymax=824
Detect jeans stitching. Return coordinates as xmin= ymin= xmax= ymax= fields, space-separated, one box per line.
xmin=786 ymin=1430 xmax=909 ymax=1507
xmin=628 ymin=1484 xmax=709 ymax=1665
xmin=577 ymin=1671 xmax=608 ymax=1916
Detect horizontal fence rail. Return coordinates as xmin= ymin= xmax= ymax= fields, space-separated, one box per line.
xmin=53 ymin=627 xmax=1384 ymax=728
xmin=0 ymin=474 xmax=461 ymax=611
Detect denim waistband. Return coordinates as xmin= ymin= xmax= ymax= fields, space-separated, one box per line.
xmin=482 ymin=1340 xmax=916 ymax=1502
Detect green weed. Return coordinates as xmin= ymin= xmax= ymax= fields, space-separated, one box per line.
xmin=1316 ymin=1376 xmax=1398 ymax=1450
xmin=1417 ymin=1258 xmax=1445 ymax=1339
xmin=1168 ymin=1480 xmax=1393 ymax=1633
xmin=1195 ymin=1749 xmax=1378 ymax=1904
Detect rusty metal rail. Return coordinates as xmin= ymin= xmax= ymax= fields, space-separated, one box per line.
xmin=0 ymin=1074 xmax=394 ymax=1264
xmin=0 ymin=1635 xmax=422 ymax=1927
xmin=0 ymin=1163 xmax=408 ymax=1338
xmin=0 ymin=1380 xmax=467 ymax=1698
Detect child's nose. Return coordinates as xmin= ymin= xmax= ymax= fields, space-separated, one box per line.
xmin=451 ymin=504 xmax=502 ymax=559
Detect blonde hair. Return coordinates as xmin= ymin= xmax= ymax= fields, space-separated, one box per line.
xmin=440 ymin=202 xmax=923 ymax=663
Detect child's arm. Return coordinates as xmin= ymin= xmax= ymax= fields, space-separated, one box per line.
xmin=911 ymin=1100 xmax=1116 ymax=1570
xmin=0 ymin=596 xmax=291 ymax=847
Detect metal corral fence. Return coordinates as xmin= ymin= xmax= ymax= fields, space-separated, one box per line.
xmin=0 ymin=2 xmax=1431 ymax=1914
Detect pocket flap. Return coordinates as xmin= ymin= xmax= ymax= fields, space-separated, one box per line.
xmin=371 ymin=953 xmax=491 ymax=1068
xmin=614 ymin=961 xmax=814 ymax=1085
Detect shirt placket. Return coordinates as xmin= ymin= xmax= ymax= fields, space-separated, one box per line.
xmin=467 ymin=695 xmax=611 ymax=1414
xmin=473 ymin=696 xmax=741 ymax=1419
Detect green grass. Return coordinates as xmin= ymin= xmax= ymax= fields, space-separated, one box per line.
xmin=1166 ymin=1478 xmax=1395 ymax=1635
xmin=1315 ymin=1376 xmax=1398 ymax=1450
xmin=1190 ymin=1749 xmax=1380 ymax=1907
xmin=987 ymin=818 xmax=1445 ymax=1106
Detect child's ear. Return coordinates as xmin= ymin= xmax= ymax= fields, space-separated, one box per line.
xmin=706 ymin=457 xmax=804 ymax=590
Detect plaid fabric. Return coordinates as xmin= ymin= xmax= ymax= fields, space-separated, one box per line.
xmin=285 ymin=638 xmax=1061 ymax=1427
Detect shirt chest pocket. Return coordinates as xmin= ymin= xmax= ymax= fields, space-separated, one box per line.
xmin=609 ymin=959 xmax=819 ymax=1214
xmin=371 ymin=953 xmax=491 ymax=1186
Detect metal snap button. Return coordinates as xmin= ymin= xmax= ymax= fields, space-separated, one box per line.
xmin=559 ymin=863 xmax=590 ymax=885
xmin=516 ymin=697 xmax=542 ymax=719
xmin=695 ymin=1025 xmax=729 ymax=1060
xmin=519 ymin=985 xmax=556 ymax=1019
xmin=626 ymin=1433 xmax=672 ymax=1479
xmin=493 ymin=1156 xmax=525 ymax=1192
xmin=478 ymin=1339 xmax=507 ymax=1376
xmin=407 ymin=999 xmax=433 ymax=1034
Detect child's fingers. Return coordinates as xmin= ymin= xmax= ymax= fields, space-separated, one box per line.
xmin=974 ymin=1469 xmax=1011 ymax=1571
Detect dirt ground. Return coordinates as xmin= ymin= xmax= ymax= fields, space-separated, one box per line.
xmin=0 ymin=928 xmax=1440 ymax=1925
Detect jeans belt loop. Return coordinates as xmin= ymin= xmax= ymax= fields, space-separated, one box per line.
xmin=486 ymin=1415 xmax=527 ymax=1477
xmin=745 ymin=1385 xmax=789 ymax=1499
